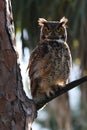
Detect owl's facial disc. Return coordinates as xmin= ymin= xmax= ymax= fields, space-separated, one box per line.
xmin=42 ymin=22 xmax=67 ymax=40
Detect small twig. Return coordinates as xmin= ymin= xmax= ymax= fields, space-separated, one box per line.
xmin=34 ymin=75 xmax=87 ymax=110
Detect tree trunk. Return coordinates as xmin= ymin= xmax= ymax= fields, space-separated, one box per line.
xmin=0 ymin=0 xmax=36 ymax=130
xmin=55 ymin=94 xmax=71 ymax=130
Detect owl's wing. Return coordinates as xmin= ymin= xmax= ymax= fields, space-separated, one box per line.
xmin=28 ymin=43 xmax=50 ymax=78
xmin=28 ymin=46 xmax=39 ymax=77
xmin=28 ymin=43 xmax=51 ymax=97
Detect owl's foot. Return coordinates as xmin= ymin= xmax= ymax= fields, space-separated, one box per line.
xmin=46 ymin=89 xmax=55 ymax=97
xmin=50 ymin=85 xmax=63 ymax=95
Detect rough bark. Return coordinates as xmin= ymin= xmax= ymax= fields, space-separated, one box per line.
xmin=0 ymin=0 xmax=36 ymax=130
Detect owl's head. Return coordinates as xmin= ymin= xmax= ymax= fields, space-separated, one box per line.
xmin=38 ymin=17 xmax=68 ymax=41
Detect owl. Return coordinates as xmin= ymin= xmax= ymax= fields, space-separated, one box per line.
xmin=28 ymin=17 xmax=72 ymax=109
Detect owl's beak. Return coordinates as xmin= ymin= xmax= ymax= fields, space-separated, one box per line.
xmin=48 ymin=32 xmax=57 ymax=39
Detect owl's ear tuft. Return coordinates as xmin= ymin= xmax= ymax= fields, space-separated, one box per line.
xmin=60 ymin=17 xmax=68 ymax=26
xmin=38 ymin=18 xmax=47 ymax=26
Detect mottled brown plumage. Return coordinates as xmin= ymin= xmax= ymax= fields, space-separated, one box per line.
xmin=28 ymin=17 xmax=72 ymax=104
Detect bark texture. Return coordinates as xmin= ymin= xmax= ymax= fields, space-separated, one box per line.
xmin=0 ymin=0 xmax=36 ymax=130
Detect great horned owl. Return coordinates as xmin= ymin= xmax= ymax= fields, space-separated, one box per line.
xmin=28 ymin=17 xmax=72 ymax=106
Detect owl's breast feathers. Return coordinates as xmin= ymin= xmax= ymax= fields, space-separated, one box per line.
xmin=28 ymin=40 xmax=72 ymax=98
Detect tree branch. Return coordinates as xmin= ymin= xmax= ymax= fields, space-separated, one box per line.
xmin=34 ymin=75 xmax=87 ymax=110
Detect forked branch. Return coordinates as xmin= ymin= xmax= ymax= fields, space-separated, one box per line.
xmin=34 ymin=75 xmax=87 ymax=110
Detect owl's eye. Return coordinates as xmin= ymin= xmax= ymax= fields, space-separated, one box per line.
xmin=56 ymin=27 xmax=63 ymax=33
xmin=44 ymin=27 xmax=50 ymax=33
